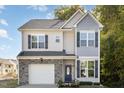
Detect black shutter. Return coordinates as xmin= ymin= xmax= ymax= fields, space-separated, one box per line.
xmin=95 ymin=60 xmax=98 ymax=78
xmin=28 ymin=35 xmax=31 ymax=49
xmin=77 ymin=32 xmax=80 ymax=47
xmin=45 ymin=35 xmax=48 ymax=49
xmin=95 ymin=32 xmax=98 ymax=47
xmin=77 ymin=60 xmax=80 ymax=78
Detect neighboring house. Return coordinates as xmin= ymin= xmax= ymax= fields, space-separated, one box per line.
xmin=0 ymin=59 xmax=18 ymax=79
xmin=17 ymin=9 xmax=103 ymax=85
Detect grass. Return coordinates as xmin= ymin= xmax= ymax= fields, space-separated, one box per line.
xmin=79 ymin=85 xmax=105 ymax=88
xmin=0 ymin=79 xmax=18 ymax=88
xmin=59 ymin=85 xmax=105 ymax=88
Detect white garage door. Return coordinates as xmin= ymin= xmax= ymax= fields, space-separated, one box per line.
xmin=29 ymin=64 xmax=54 ymax=84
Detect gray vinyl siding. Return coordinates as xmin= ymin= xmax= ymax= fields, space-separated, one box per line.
xmin=77 ymin=47 xmax=98 ymax=56
xmin=77 ymin=14 xmax=99 ymax=31
xmin=77 ymin=14 xmax=99 ymax=56
xmin=63 ymin=11 xmax=83 ymax=28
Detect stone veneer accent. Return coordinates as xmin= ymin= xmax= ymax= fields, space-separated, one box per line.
xmin=18 ymin=59 xmax=63 ymax=85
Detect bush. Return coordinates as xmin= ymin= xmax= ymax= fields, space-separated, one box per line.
xmin=57 ymin=79 xmax=64 ymax=87
xmin=93 ymin=82 xmax=100 ymax=85
xmin=0 ymin=79 xmax=18 ymax=88
xmin=71 ymin=80 xmax=80 ymax=88
xmin=79 ymin=82 xmax=92 ymax=85
xmin=57 ymin=79 xmax=80 ymax=88
xmin=102 ymin=81 xmax=124 ymax=88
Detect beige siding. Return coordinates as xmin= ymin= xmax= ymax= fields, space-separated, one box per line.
xmin=22 ymin=30 xmax=63 ymax=51
xmin=63 ymin=11 xmax=82 ymax=28
xmin=63 ymin=31 xmax=75 ymax=54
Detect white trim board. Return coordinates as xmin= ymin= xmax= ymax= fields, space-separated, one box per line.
xmin=78 ymin=56 xmax=99 ymax=59
xmin=19 ymin=29 xmax=73 ymax=31
xmin=17 ymin=56 xmax=76 ymax=59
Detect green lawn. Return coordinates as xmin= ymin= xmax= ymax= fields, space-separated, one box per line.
xmin=59 ymin=85 xmax=105 ymax=88
xmin=79 ymin=85 xmax=105 ymax=88
xmin=0 ymin=79 xmax=18 ymax=88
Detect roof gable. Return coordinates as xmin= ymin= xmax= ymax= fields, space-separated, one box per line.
xmin=60 ymin=9 xmax=84 ymax=29
xmin=74 ymin=11 xmax=103 ymax=28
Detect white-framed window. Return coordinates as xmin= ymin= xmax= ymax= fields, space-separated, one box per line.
xmin=39 ymin=36 xmax=45 ymax=48
xmin=88 ymin=33 xmax=95 ymax=47
xmin=56 ymin=36 xmax=60 ymax=43
xmin=80 ymin=33 xmax=87 ymax=47
xmin=31 ymin=35 xmax=45 ymax=49
xmin=80 ymin=61 xmax=87 ymax=77
xmin=80 ymin=60 xmax=95 ymax=78
xmin=80 ymin=32 xmax=95 ymax=47
xmin=32 ymin=36 xmax=37 ymax=48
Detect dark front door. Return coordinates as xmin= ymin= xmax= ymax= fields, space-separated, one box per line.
xmin=65 ymin=65 xmax=72 ymax=83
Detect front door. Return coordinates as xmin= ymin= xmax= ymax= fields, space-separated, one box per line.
xmin=65 ymin=65 xmax=72 ymax=83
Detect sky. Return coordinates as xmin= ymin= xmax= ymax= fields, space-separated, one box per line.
xmin=0 ymin=5 xmax=95 ymax=59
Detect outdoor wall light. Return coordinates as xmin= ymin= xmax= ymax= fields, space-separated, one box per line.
xmin=40 ymin=58 xmax=43 ymax=62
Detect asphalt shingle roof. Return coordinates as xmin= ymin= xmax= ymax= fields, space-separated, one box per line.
xmin=17 ymin=51 xmax=75 ymax=57
xmin=19 ymin=19 xmax=65 ymax=30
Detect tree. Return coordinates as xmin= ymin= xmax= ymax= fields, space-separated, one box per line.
xmin=54 ymin=5 xmax=84 ymax=20
xmin=94 ymin=5 xmax=124 ymax=87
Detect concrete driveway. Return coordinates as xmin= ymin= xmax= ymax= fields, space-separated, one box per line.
xmin=18 ymin=84 xmax=58 ymax=88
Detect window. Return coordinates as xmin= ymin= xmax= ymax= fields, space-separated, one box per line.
xmin=31 ymin=35 xmax=45 ymax=49
xmin=56 ymin=36 xmax=60 ymax=43
xmin=80 ymin=32 xmax=95 ymax=47
xmin=8 ymin=65 xmax=11 ymax=68
xmin=88 ymin=61 xmax=94 ymax=77
xmin=80 ymin=61 xmax=87 ymax=77
xmin=67 ymin=67 xmax=70 ymax=75
xmin=80 ymin=33 xmax=87 ymax=47
xmin=39 ymin=36 xmax=45 ymax=48
xmin=88 ymin=33 xmax=95 ymax=47
xmin=5 ymin=69 xmax=8 ymax=72
xmin=32 ymin=36 xmax=37 ymax=48
xmin=80 ymin=60 xmax=95 ymax=78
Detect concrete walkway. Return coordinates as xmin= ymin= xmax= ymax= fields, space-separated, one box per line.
xmin=18 ymin=84 xmax=58 ymax=88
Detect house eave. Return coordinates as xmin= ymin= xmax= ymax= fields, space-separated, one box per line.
xmin=17 ymin=56 xmax=76 ymax=60
xmin=18 ymin=28 xmax=73 ymax=32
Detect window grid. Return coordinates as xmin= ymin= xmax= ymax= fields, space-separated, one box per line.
xmin=80 ymin=60 xmax=95 ymax=78
xmin=32 ymin=36 xmax=38 ymax=48
xmin=31 ymin=35 xmax=45 ymax=49
xmin=39 ymin=36 xmax=45 ymax=48
xmin=56 ymin=36 xmax=60 ymax=43
xmin=80 ymin=32 xmax=95 ymax=47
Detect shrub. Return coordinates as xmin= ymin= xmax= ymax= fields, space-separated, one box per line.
xmin=102 ymin=81 xmax=124 ymax=88
xmin=93 ymin=82 xmax=100 ymax=85
xmin=57 ymin=79 xmax=64 ymax=87
xmin=79 ymin=82 xmax=92 ymax=85
xmin=71 ymin=80 xmax=79 ymax=88
xmin=57 ymin=79 xmax=80 ymax=88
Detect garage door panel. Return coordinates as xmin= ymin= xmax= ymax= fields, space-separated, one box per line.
xmin=29 ymin=64 xmax=54 ymax=84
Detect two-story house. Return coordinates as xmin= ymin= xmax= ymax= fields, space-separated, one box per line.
xmin=17 ymin=9 xmax=103 ymax=85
